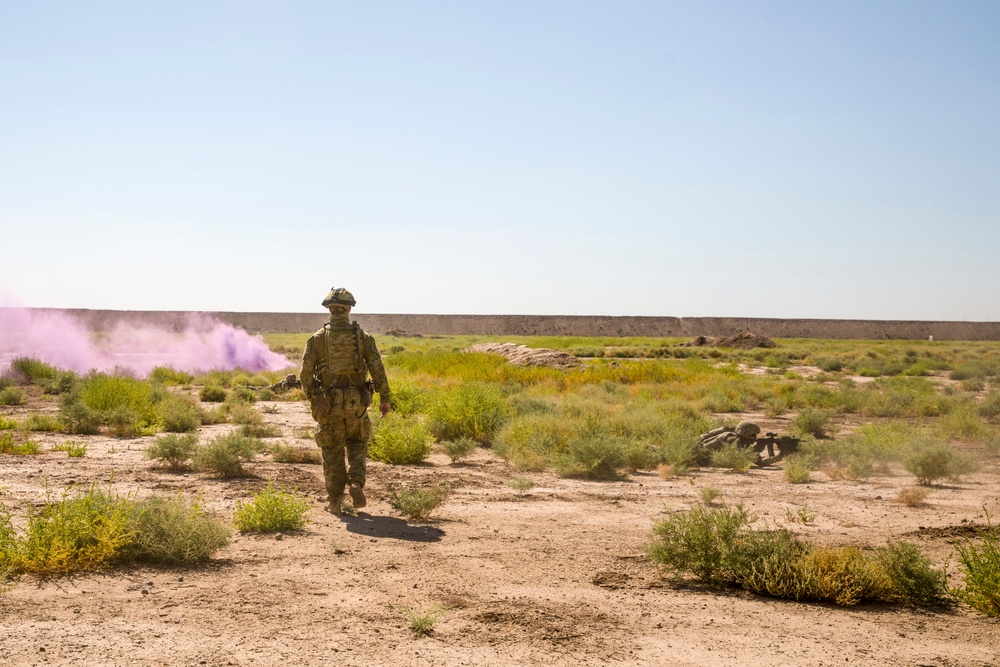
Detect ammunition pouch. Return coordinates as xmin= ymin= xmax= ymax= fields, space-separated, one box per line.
xmin=309 ymin=382 xmax=370 ymax=423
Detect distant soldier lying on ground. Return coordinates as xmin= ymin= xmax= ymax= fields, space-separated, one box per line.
xmin=698 ymin=421 xmax=799 ymax=466
xmin=270 ymin=374 xmax=303 ymax=393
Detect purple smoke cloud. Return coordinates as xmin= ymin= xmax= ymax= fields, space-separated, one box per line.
xmin=0 ymin=308 xmax=290 ymax=376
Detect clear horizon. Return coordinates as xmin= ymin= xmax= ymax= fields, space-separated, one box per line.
xmin=2 ymin=2 xmax=998 ymax=321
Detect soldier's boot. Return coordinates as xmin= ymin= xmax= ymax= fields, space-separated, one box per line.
xmin=327 ymin=493 xmax=347 ymax=515
xmin=349 ymin=481 xmax=367 ymax=509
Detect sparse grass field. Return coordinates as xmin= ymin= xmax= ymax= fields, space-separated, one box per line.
xmin=1 ymin=333 xmax=1000 ymax=664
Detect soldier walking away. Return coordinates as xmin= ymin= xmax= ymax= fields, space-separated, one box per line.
xmin=301 ymin=287 xmax=391 ymax=515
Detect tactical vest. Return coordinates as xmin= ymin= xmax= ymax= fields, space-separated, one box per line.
xmin=316 ymin=322 xmax=367 ymax=390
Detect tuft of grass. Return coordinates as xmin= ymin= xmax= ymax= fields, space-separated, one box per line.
xmin=52 ymin=441 xmax=88 ymax=458
xmin=193 ymin=432 xmax=264 ymax=477
xmin=507 ymin=476 xmax=535 ymax=496
xmin=783 ymin=454 xmax=814 ymax=484
xmin=897 ymin=486 xmax=930 ymax=507
xmin=439 ymin=437 xmax=479 ymax=463
xmin=270 ymin=442 xmax=322 ymax=465
xmin=657 ymin=462 xmax=690 ymax=478
xmin=146 ymin=433 xmax=200 ymax=471
xmin=405 ymin=605 xmax=443 ymax=637
xmin=370 ymin=415 xmax=432 ymax=465
xmin=699 ymin=486 xmax=722 ymax=506
xmin=0 ymin=433 xmax=42 ymax=455
xmin=391 ymin=484 xmax=451 ymax=521
xmin=953 ymin=514 xmax=1000 ymax=617
xmin=234 ymin=483 xmax=311 ymax=533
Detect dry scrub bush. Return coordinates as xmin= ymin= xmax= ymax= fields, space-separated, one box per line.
xmin=897 ymin=486 xmax=930 ymax=507
xmin=439 ymin=437 xmax=478 ymax=463
xmin=19 ymin=413 xmax=62 ymax=432
xmin=200 ymin=386 xmax=227 ymax=402
xmin=902 ymin=440 xmax=978 ymax=485
xmin=159 ymin=393 xmax=202 ymax=433
xmin=391 ymin=484 xmax=451 ymax=521
xmin=783 ymin=454 xmax=814 ymax=484
xmin=234 ymin=484 xmax=311 ymax=533
xmin=124 ymin=495 xmax=230 ymax=564
xmin=0 ymin=387 xmax=26 ymax=406
xmin=791 ymin=409 xmax=831 ymax=438
xmin=507 ymin=476 xmax=535 ymax=495
xmin=710 ymin=442 xmax=757 ymax=473
xmin=194 ymin=433 xmax=264 ymax=477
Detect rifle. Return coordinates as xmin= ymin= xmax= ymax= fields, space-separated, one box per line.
xmin=754 ymin=432 xmax=801 ymax=460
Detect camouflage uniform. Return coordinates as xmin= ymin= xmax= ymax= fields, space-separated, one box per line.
xmin=269 ymin=374 xmax=303 ymax=393
xmin=698 ymin=421 xmax=763 ymax=460
xmin=301 ymin=288 xmax=390 ymax=513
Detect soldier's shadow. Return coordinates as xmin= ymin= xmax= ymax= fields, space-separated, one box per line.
xmin=339 ymin=513 xmax=445 ymax=542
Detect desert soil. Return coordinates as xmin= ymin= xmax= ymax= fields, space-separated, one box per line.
xmin=2 ymin=390 xmax=999 ymax=667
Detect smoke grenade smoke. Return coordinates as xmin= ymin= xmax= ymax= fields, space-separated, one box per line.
xmin=0 ymin=308 xmax=291 ymax=376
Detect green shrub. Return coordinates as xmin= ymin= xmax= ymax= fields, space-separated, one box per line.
xmin=699 ymin=486 xmax=722 ymax=506
xmin=234 ymin=483 xmax=311 ymax=533
xmin=493 ymin=413 xmax=575 ymax=471
xmin=428 ymin=382 xmax=511 ymax=443
xmin=7 ymin=357 xmax=58 ymax=385
xmin=240 ymin=421 xmax=283 ymax=438
xmin=40 ymin=371 xmax=79 ymax=396
xmin=391 ymin=484 xmax=451 ymax=521
xmin=389 ymin=381 xmax=429 ymax=416
xmin=876 ymin=540 xmax=948 ymax=605
xmin=227 ymin=387 xmax=258 ymax=404
xmin=646 ymin=504 xmax=752 ymax=583
xmin=0 ymin=416 xmax=16 ymax=430
xmin=159 ymin=393 xmax=202 ymax=433
xmin=18 ymin=413 xmax=62 ymax=432
xmin=439 ymin=437 xmax=478 ymax=463
xmin=200 ymin=386 xmax=227 ymax=403
xmin=59 ymin=401 xmax=102 ymax=435
xmin=194 ymin=432 xmax=264 ymax=477
xmin=405 ymin=605 xmax=443 ymax=637
xmin=953 ymin=516 xmax=1000 ymax=617
xmin=78 ymin=373 xmax=159 ymax=431
xmin=902 ymin=440 xmax=979 ymax=485
xmin=0 ymin=387 xmax=26 ymax=406
xmin=710 ymin=442 xmax=757 ymax=472
xmin=791 ymin=409 xmax=831 ymax=438
xmin=106 ymin=406 xmax=142 ymax=438
xmin=146 ymin=433 xmax=200 ymax=471
xmin=149 ymin=366 xmax=194 ymax=386
xmin=554 ymin=435 xmax=627 ymax=480
xmin=124 ymin=495 xmax=230 ymax=564
xmin=370 ymin=415 xmax=432 ymax=464
xmin=623 ymin=441 xmax=660 ymax=472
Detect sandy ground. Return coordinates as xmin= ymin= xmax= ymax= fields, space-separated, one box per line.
xmin=2 ymin=392 xmax=1000 ymax=667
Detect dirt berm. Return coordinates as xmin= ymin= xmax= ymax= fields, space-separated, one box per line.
xmin=24 ymin=309 xmax=1000 ymax=340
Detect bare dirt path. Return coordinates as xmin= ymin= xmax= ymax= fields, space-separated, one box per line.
xmin=2 ymin=398 xmax=1000 ymax=666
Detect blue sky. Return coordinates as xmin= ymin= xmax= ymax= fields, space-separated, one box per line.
xmin=1 ymin=1 xmax=998 ymax=319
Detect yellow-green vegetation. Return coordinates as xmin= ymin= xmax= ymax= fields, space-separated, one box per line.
xmin=0 ymin=432 xmax=41 ymax=455
xmin=18 ymin=413 xmax=62 ymax=433
xmin=0 ymin=387 xmax=26 ymax=406
xmin=390 ymin=484 xmax=451 ymax=521
xmin=0 ymin=416 xmax=17 ymax=430
xmin=52 ymin=441 xmax=87 ymax=458
xmin=507 ymin=476 xmax=535 ymax=495
xmin=953 ymin=515 xmax=1000 ymax=617
xmin=647 ymin=505 xmax=947 ymax=606
xmin=0 ymin=489 xmax=229 ymax=577
xmin=370 ymin=415 xmax=432 ymax=464
xmin=233 ymin=483 xmax=311 ymax=533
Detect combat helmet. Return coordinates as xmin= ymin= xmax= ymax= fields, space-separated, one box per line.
xmin=734 ymin=421 xmax=761 ymax=438
xmin=322 ymin=287 xmax=356 ymax=308
xmin=285 ymin=374 xmax=296 ymax=383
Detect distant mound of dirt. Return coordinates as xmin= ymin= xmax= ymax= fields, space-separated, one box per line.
xmin=383 ymin=328 xmax=423 ymax=338
xmin=680 ymin=331 xmax=777 ymax=349
xmin=464 ymin=343 xmax=580 ymax=369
